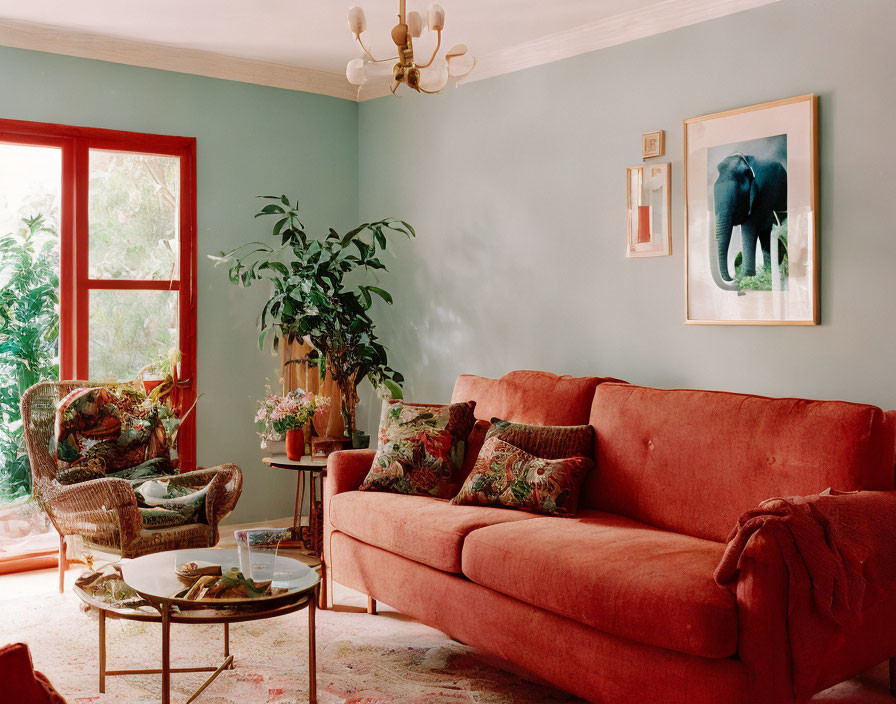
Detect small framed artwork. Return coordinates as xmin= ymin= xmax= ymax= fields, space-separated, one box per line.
xmin=684 ymin=94 xmax=818 ymax=325
xmin=626 ymin=163 xmax=671 ymax=257
xmin=642 ymin=130 xmax=665 ymax=159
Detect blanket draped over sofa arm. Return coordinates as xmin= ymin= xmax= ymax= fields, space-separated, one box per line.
xmin=715 ymin=489 xmax=896 ymax=700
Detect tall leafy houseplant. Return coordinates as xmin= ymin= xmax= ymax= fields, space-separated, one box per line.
xmin=211 ymin=196 xmax=414 ymax=438
xmin=0 ymin=216 xmax=60 ymax=500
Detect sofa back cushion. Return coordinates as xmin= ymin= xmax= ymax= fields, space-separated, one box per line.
xmin=586 ymin=384 xmax=896 ymax=542
xmin=451 ymin=371 xmax=621 ymax=482
xmin=451 ymin=370 xmax=621 ymax=425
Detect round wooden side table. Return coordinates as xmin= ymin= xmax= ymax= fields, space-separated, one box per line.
xmin=262 ymin=454 xmax=328 ymax=608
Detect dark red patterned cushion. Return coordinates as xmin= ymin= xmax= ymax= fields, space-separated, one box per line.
xmin=485 ymin=417 xmax=594 ymax=459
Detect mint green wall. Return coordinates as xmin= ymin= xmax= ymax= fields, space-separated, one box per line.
xmin=0 ymin=46 xmax=359 ymax=524
xmin=358 ymin=0 xmax=896 ymax=427
xmin=4 ymin=0 xmax=895 ymax=523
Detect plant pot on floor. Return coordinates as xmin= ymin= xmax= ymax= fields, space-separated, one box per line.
xmin=285 ymin=429 xmax=305 ymax=461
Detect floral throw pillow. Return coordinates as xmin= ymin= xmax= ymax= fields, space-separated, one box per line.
xmin=359 ymin=400 xmax=476 ymax=498
xmin=54 ymin=386 xmax=169 ymax=477
xmin=450 ymin=436 xmax=593 ymax=516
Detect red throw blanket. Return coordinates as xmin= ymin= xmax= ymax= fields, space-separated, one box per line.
xmin=715 ymin=489 xmax=896 ymax=698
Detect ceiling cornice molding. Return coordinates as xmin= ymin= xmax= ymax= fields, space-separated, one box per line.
xmin=460 ymin=0 xmax=782 ymax=87
xmin=0 ymin=18 xmax=357 ymax=101
xmin=359 ymin=0 xmax=781 ymax=101
xmin=0 ymin=0 xmax=781 ymax=104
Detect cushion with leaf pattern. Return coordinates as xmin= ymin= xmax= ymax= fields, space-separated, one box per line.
xmin=450 ymin=436 xmax=592 ymax=516
xmin=359 ymin=400 xmax=476 ymax=498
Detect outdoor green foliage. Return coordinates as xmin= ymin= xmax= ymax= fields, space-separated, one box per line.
xmin=734 ymin=220 xmax=789 ymax=292
xmin=0 ymin=216 xmax=60 ymax=501
xmin=210 ymin=196 xmax=414 ymax=436
xmin=88 ymin=151 xmax=179 ymax=280
xmin=87 ymin=152 xmax=180 ymax=381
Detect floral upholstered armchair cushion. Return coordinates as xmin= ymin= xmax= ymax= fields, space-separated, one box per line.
xmin=53 ymin=386 xmax=170 ymax=482
xmin=52 ymin=386 xmax=210 ymax=529
xmin=450 ymin=436 xmax=593 ymax=516
xmin=359 ymin=400 xmax=476 ymax=498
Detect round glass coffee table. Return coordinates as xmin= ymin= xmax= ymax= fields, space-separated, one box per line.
xmin=74 ymin=548 xmax=320 ymax=704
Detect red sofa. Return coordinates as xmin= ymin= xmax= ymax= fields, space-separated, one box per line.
xmin=324 ymin=370 xmax=896 ymax=703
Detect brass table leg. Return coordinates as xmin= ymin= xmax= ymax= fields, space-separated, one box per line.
xmin=367 ymin=596 xmax=377 ymax=615
xmin=291 ymin=471 xmax=304 ymax=542
xmin=161 ymin=603 xmax=171 ymax=704
xmin=58 ymin=534 xmax=67 ymax=593
xmin=98 ymin=609 xmax=106 ymax=693
xmin=308 ymin=591 xmax=317 ymax=704
xmin=224 ymin=622 xmax=231 ymax=664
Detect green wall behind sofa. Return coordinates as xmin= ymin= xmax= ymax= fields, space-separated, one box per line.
xmin=357 ymin=0 xmax=896 ymax=429
xmin=0 ymin=45 xmax=359 ymax=524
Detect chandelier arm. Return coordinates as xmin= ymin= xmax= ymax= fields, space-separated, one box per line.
xmin=356 ymin=36 xmax=398 ymax=63
xmin=415 ymin=31 xmax=442 ymax=69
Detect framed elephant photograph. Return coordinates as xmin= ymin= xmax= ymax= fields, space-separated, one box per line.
xmin=684 ymin=94 xmax=818 ymax=324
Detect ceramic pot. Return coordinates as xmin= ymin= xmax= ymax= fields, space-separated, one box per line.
xmin=285 ymin=429 xmax=305 ymax=460
xmin=142 ymin=377 xmax=164 ymax=395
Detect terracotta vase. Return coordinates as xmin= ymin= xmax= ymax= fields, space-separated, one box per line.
xmin=285 ymin=429 xmax=305 ymax=461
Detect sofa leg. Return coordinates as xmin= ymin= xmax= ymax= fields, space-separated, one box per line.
xmin=58 ymin=534 xmax=68 ymax=593
xmin=889 ymin=657 xmax=895 ymax=696
xmin=367 ymin=596 xmax=377 ymax=615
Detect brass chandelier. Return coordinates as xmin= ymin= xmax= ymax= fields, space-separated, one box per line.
xmin=345 ymin=1 xmax=476 ymax=96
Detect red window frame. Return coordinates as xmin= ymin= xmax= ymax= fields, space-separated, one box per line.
xmin=0 ymin=118 xmax=198 ymax=470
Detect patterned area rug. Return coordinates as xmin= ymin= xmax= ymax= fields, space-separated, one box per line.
xmin=1 ymin=577 xmax=581 ymax=704
xmin=3 ymin=569 xmax=895 ymax=703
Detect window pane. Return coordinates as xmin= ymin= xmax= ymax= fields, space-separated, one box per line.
xmin=0 ymin=143 xmax=60 ymax=506
xmin=88 ymin=150 xmax=179 ymax=280
xmin=88 ymin=289 xmax=177 ymax=381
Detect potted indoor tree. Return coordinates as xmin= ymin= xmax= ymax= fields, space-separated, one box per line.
xmin=211 ymin=196 xmax=413 ymax=442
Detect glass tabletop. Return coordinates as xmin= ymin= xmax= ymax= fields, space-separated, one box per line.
xmin=120 ymin=548 xmax=319 ymax=608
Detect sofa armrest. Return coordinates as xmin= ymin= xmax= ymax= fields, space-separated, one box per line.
xmin=730 ymin=530 xmax=794 ymax=703
xmin=323 ymin=449 xmax=375 ymax=570
xmin=724 ymin=490 xmax=896 ymax=701
xmin=326 ymin=449 xmax=376 ymax=496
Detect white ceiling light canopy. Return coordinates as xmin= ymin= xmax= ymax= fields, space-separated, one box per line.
xmin=346 ymin=0 xmax=475 ymax=96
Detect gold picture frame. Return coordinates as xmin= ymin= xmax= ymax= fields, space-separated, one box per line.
xmin=683 ymin=94 xmax=818 ymax=325
xmin=626 ymin=162 xmax=671 ymax=258
xmin=641 ymin=130 xmax=665 ymax=159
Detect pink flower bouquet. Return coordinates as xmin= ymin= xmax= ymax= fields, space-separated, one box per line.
xmin=255 ymin=388 xmax=330 ymax=448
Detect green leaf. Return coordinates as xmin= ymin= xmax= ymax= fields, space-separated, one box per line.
xmin=367 ymin=286 xmax=393 ymax=304
xmin=258 ymin=329 xmax=269 ymax=350
xmin=383 ymin=378 xmax=403 ymax=400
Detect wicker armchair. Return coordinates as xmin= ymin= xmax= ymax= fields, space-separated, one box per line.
xmin=20 ymin=381 xmax=243 ymax=592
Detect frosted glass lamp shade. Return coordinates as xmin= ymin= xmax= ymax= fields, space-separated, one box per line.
xmin=407 ymin=11 xmax=424 ymax=38
xmin=446 ymin=44 xmax=475 ymax=77
xmin=348 ymin=6 xmax=367 ymax=35
xmin=428 ymin=4 xmax=445 ymax=31
xmin=419 ymin=61 xmax=449 ymax=92
xmin=346 ymin=58 xmax=367 ymax=85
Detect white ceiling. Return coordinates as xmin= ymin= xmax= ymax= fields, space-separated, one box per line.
xmin=0 ymin=0 xmax=660 ymax=74
xmin=0 ymin=0 xmax=780 ymax=100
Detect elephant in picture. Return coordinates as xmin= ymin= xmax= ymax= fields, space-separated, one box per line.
xmin=710 ymin=152 xmax=787 ymax=291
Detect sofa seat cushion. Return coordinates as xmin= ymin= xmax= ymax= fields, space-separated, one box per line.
xmin=328 ymin=491 xmax=537 ymax=573
xmin=461 ymin=510 xmax=737 ymax=658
